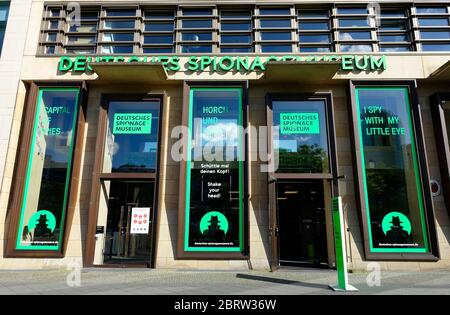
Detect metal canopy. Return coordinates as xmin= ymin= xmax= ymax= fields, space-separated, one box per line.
xmin=263 ymin=60 xmax=341 ymax=83
xmin=90 ymin=62 xmax=168 ymax=84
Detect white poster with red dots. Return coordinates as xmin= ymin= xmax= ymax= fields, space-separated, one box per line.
xmin=130 ymin=208 xmax=150 ymax=234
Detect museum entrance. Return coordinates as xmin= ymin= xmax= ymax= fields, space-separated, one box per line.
xmin=86 ymin=95 xmax=163 ymax=268
xmin=277 ymin=181 xmax=328 ymax=267
xmin=267 ymin=93 xmax=338 ymax=270
xmin=102 ymin=180 xmax=155 ymax=266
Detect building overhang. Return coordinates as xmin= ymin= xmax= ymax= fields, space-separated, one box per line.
xmin=428 ymin=60 xmax=450 ymax=81
xmin=262 ymin=60 xmax=341 ymax=83
xmin=90 ymin=62 xmax=168 ymax=84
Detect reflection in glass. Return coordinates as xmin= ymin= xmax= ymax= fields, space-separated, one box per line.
xmin=356 ymin=87 xmax=430 ymax=252
xmin=104 ymin=101 xmax=160 ymax=173
xmin=16 ymin=89 xmax=79 ymax=250
xmin=273 ymin=100 xmax=329 ymax=173
xmin=186 ymin=88 xmax=243 ymax=251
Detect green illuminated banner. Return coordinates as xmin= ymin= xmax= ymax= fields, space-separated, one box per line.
xmin=184 ymin=87 xmax=244 ymax=253
xmin=280 ymin=112 xmax=320 ymax=134
xmin=16 ymin=88 xmax=79 ymax=251
xmin=58 ymin=55 xmax=387 ymax=73
xmin=355 ymin=86 xmax=431 ymax=254
xmin=113 ymin=113 xmax=152 ymax=135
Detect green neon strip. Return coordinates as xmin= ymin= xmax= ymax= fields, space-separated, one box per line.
xmin=184 ymin=87 xmax=244 ymax=252
xmin=15 ymin=88 xmax=80 ymax=251
xmin=355 ymin=87 xmax=429 ymax=254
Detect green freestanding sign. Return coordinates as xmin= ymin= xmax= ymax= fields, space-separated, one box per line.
xmin=330 ymin=196 xmax=358 ymax=292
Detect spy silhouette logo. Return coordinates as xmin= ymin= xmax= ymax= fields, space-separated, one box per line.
xmin=200 ymin=211 xmax=228 ymax=235
xmin=381 ymin=212 xmax=412 ymax=235
xmin=27 ymin=210 xmax=56 ymax=233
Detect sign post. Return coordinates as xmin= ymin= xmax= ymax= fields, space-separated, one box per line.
xmin=329 ymin=196 xmax=358 ymax=292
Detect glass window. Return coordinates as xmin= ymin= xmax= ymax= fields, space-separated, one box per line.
xmin=45 ymin=45 xmax=55 ymax=54
xmin=144 ymin=35 xmax=173 ymax=44
xmin=15 ymin=88 xmax=80 ymax=250
xmin=299 ymin=34 xmax=330 ymax=43
xmin=182 ymin=33 xmax=212 ymax=41
xmin=47 ymin=33 xmax=57 ymax=42
xmin=261 ymin=32 xmax=291 ymax=41
xmin=416 ymin=7 xmax=448 ymax=14
xmin=298 ymin=10 xmax=329 ymax=18
xmin=221 ymin=11 xmax=251 ymax=19
xmin=380 ymin=9 xmax=406 ymax=17
xmin=420 ymin=31 xmax=450 ymax=40
xmin=221 ymin=34 xmax=252 ymax=44
xmin=272 ymin=100 xmax=330 ymax=173
xmin=104 ymin=101 xmax=160 ymax=173
xmin=145 ymin=11 xmax=175 ymax=19
xmin=77 ymin=11 xmax=99 ymax=20
xmin=143 ymin=47 xmax=173 ymax=53
xmin=261 ymin=44 xmax=292 ymax=53
xmin=184 ymin=87 xmax=244 ymax=252
xmin=260 ymin=19 xmax=291 ymax=28
xmin=260 ymin=8 xmax=291 ymax=15
xmin=380 ymin=21 xmax=407 ymax=31
xmin=182 ymin=8 xmax=213 ymax=16
xmin=221 ymin=22 xmax=252 ymax=31
xmin=103 ymin=33 xmax=134 ymax=42
xmin=181 ymin=45 xmax=212 ymax=53
xmin=66 ymin=47 xmax=96 ymax=54
xmin=337 ymin=8 xmax=368 ymax=15
xmin=49 ymin=20 xmax=59 ymax=30
xmin=422 ymin=43 xmax=450 ymax=51
xmin=339 ymin=31 xmax=371 ymax=40
xmin=418 ymin=18 xmax=449 ymax=27
xmin=299 ymin=21 xmax=329 ymax=30
xmin=354 ymin=86 xmax=432 ymax=253
xmin=380 ymin=34 xmax=409 ymax=42
xmin=104 ymin=20 xmax=135 ymax=29
xmin=380 ymin=46 xmax=411 ymax=52
xmin=69 ymin=23 xmax=97 ymax=33
xmin=182 ymin=20 xmax=212 ymax=29
xmin=0 ymin=4 xmax=9 ymax=21
xmin=101 ymin=45 xmax=133 ymax=54
xmin=341 ymin=44 xmax=373 ymax=52
xmin=339 ymin=18 xmax=370 ymax=27
xmin=49 ymin=8 xmax=60 ymax=17
xmin=67 ymin=36 xmax=96 ymax=45
xmin=145 ymin=22 xmax=174 ymax=32
xmin=299 ymin=46 xmax=331 ymax=53
xmin=221 ymin=47 xmax=252 ymax=53
xmin=106 ymin=9 xmax=136 ymax=17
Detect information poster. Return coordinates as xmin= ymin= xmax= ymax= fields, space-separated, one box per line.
xmin=130 ymin=207 xmax=151 ymax=234
xmin=16 ymin=88 xmax=79 ymax=250
xmin=184 ymin=88 xmax=244 ymax=252
xmin=355 ymin=86 xmax=430 ymax=253
xmin=113 ymin=113 xmax=152 ymax=135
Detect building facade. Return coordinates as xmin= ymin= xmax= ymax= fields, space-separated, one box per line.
xmin=1 ymin=0 xmax=450 ymax=271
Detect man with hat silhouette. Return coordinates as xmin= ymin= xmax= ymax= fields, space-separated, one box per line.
xmin=203 ymin=215 xmax=226 ymax=242
xmin=386 ymin=216 xmax=410 ymax=244
xmin=33 ymin=214 xmax=52 ymax=242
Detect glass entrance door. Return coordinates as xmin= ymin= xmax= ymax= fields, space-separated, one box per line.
xmin=277 ymin=181 xmax=328 ymax=267
xmin=103 ymin=180 xmax=154 ymax=266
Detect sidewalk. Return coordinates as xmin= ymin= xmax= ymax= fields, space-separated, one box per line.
xmin=0 ymin=268 xmax=449 ymax=295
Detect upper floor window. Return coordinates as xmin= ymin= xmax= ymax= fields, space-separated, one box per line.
xmin=0 ymin=2 xmax=10 ymax=54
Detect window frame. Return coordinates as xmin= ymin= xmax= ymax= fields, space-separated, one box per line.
xmin=4 ymin=81 xmax=87 ymax=258
xmin=266 ymin=93 xmax=338 ymax=181
xmin=83 ymin=93 xmax=164 ymax=267
xmin=348 ymin=80 xmax=440 ymax=261
xmin=430 ymin=93 xmax=450 ymax=223
xmin=176 ymin=81 xmax=249 ymax=260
